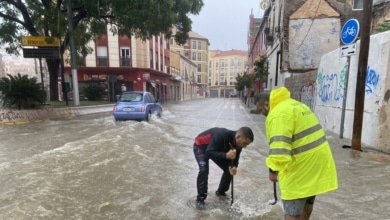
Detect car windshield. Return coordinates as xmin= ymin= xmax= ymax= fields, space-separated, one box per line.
xmin=119 ymin=93 xmax=143 ymax=102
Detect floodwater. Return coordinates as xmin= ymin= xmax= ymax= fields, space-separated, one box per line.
xmin=0 ymin=98 xmax=389 ymax=220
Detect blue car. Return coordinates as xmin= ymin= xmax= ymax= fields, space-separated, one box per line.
xmin=113 ymin=91 xmax=162 ymax=121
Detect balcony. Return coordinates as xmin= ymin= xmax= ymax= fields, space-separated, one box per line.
xmin=97 ymin=56 xmax=107 ymax=66
xmin=120 ymin=57 xmax=131 ymax=67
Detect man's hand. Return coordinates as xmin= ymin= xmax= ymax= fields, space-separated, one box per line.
xmin=269 ymin=171 xmax=278 ymax=182
xmin=226 ymin=149 xmax=236 ymax=160
xmin=229 ymin=166 xmax=237 ymax=176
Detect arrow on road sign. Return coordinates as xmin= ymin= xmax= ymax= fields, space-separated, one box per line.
xmin=339 ymin=43 xmax=357 ymax=57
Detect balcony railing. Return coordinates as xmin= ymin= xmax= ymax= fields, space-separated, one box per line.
xmin=97 ymin=56 xmax=107 ymax=66
xmin=120 ymin=57 xmax=131 ymax=66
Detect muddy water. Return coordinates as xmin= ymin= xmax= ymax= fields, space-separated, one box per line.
xmin=0 ymin=98 xmax=389 ymax=219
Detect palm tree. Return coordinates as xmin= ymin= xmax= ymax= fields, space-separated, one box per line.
xmin=0 ymin=73 xmax=46 ymax=109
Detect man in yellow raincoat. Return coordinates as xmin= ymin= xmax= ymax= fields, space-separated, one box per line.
xmin=257 ymin=87 xmax=338 ymax=220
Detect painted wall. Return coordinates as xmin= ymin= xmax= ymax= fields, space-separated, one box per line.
xmin=316 ymin=31 xmax=390 ymax=152
xmin=289 ymin=18 xmax=340 ymax=70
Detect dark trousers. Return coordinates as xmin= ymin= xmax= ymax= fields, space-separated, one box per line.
xmin=194 ymin=145 xmax=231 ymax=201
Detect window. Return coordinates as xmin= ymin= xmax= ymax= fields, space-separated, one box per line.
xmin=197 ymin=64 xmax=201 ymax=72
xmin=353 ymin=0 xmax=363 ymax=10
xmin=120 ymin=47 xmax=131 ymax=66
xmin=97 ymin=46 xmax=107 ymax=66
xmin=197 ymin=53 xmax=201 ymax=61
xmin=184 ymin=51 xmax=189 ymax=58
xmin=192 ymin=52 xmax=196 ymax=60
xmin=197 ymin=41 xmax=201 ymax=49
xmin=150 ymin=49 xmax=153 ymax=68
xmin=192 ymin=41 xmax=196 ymax=49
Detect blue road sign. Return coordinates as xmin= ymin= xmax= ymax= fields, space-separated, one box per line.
xmin=341 ymin=19 xmax=360 ymax=45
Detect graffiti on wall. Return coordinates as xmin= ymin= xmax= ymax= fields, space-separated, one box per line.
xmin=301 ymin=83 xmax=317 ymax=110
xmin=299 ymin=73 xmax=317 ymax=110
xmin=317 ymin=65 xmax=345 ymax=103
xmin=366 ymin=66 xmax=379 ymax=94
xmin=317 ymin=65 xmax=379 ymax=103
xmin=0 ymin=110 xmax=26 ymax=122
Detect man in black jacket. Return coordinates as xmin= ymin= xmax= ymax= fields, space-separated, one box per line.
xmin=193 ymin=127 xmax=254 ymax=208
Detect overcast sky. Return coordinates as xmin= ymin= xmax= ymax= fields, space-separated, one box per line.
xmin=189 ymin=0 xmax=264 ymax=51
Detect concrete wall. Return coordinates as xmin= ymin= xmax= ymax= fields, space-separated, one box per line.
xmin=0 ymin=105 xmax=114 ymax=125
xmin=316 ymin=31 xmax=390 ymax=152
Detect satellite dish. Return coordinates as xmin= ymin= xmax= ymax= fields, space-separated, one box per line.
xmin=260 ymin=0 xmax=270 ymax=10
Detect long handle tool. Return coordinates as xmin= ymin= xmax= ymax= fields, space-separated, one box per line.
xmin=229 ymin=143 xmax=235 ymax=206
xmin=269 ymin=182 xmax=277 ymax=205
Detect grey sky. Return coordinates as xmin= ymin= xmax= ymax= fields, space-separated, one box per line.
xmin=189 ymin=0 xmax=264 ymax=51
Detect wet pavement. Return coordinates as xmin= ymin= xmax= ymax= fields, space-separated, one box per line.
xmin=0 ymin=98 xmax=389 ymax=219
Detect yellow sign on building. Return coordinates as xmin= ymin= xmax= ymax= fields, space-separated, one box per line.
xmin=21 ymin=36 xmax=59 ymax=47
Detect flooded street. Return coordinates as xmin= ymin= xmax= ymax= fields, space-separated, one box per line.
xmin=0 ymin=98 xmax=389 ymax=219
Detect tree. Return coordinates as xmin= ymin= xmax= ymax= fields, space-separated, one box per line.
xmin=81 ymin=84 xmax=106 ymax=101
xmin=0 ymin=0 xmax=204 ymax=101
xmin=0 ymin=73 xmax=46 ymax=109
xmin=235 ymin=73 xmax=254 ymax=92
xmin=253 ymin=55 xmax=268 ymax=80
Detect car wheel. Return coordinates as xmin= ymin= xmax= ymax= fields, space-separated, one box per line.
xmin=145 ymin=112 xmax=151 ymax=121
xmin=157 ymin=109 xmax=162 ymax=118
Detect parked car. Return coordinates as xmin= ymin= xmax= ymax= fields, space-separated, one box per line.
xmin=113 ymin=91 xmax=162 ymax=121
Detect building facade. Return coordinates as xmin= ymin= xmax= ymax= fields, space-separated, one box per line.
xmin=170 ymin=51 xmax=198 ymax=101
xmin=170 ymin=31 xmax=209 ymax=97
xmin=208 ymin=50 xmax=248 ymax=98
xmin=64 ymin=25 xmax=178 ymax=103
xmin=249 ymin=0 xmax=366 ymax=105
xmin=247 ymin=9 xmax=267 ymax=95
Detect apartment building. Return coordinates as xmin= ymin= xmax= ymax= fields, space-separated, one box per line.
xmin=170 ymin=51 xmax=198 ymax=102
xmin=247 ymin=9 xmax=267 ymax=95
xmin=208 ymin=50 xmax=248 ymax=98
xmin=64 ymin=25 xmax=172 ymax=103
xmin=170 ymin=31 xmax=209 ymax=97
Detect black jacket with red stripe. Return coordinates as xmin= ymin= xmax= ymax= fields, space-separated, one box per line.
xmin=194 ymin=127 xmax=241 ymax=167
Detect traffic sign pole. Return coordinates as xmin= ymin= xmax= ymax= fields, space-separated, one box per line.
xmin=339 ymin=19 xmax=360 ymax=139
xmin=352 ymin=1 xmax=373 ymax=151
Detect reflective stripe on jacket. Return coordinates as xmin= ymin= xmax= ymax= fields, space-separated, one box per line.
xmin=265 ymin=87 xmax=338 ymax=200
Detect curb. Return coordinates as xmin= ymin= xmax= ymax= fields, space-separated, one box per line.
xmin=0 ymin=105 xmax=114 ymax=125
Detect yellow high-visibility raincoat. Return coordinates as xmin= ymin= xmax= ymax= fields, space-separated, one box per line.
xmin=265 ymin=87 xmax=338 ymax=200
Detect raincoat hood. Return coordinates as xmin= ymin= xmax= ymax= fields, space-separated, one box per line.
xmin=269 ymin=87 xmax=290 ymax=111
